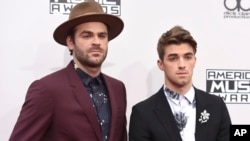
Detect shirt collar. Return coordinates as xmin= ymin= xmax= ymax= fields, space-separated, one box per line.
xmin=76 ymin=68 xmax=102 ymax=86
xmin=164 ymin=85 xmax=195 ymax=104
xmin=185 ymin=87 xmax=195 ymax=104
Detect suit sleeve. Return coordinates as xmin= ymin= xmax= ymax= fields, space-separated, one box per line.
xmin=129 ymin=105 xmax=151 ymax=141
xmin=9 ymin=80 xmax=53 ymax=141
xmin=121 ymin=83 xmax=128 ymax=141
xmin=217 ymin=97 xmax=232 ymax=141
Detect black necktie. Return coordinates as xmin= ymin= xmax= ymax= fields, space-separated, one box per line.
xmin=88 ymin=78 xmax=111 ymax=141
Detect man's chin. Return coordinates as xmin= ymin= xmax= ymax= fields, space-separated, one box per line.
xmin=176 ymin=81 xmax=189 ymax=87
xmin=88 ymin=60 xmax=103 ymax=68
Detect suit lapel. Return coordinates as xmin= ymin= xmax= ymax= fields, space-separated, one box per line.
xmin=195 ymin=88 xmax=209 ymax=141
xmin=152 ymin=87 xmax=211 ymax=141
xmin=102 ymin=74 xmax=124 ymax=141
xmin=66 ymin=62 xmax=102 ymax=141
xmin=154 ymin=88 xmax=182 ymax=141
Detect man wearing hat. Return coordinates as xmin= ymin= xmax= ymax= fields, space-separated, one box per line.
xmin=9 ymin=1 xmax=127 ymax=141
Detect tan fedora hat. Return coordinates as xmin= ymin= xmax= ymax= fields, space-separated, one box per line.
xmin=53 ymin=0 xmax=124 ymax=46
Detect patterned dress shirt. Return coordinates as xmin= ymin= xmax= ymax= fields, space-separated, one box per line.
xmin=164 ymin=85 xmax=196 ymax=141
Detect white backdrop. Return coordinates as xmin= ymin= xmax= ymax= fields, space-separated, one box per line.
xmin=1 ymin=0 xmax=250 ymax=140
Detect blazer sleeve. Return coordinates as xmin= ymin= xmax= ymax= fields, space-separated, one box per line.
xmin=120 ymin=82 xmax=128 ymax=141
xmin=217 ymin=97 xmax=231 ymax=141
xmin=129 ymin=105 xmax=151 ymax=141
xmin=9 ymin=80 xmax=53 ymax=141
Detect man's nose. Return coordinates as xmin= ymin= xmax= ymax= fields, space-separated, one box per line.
xmin=92 ymin=36 xmax=101 ymax=44
xmin=178 ymin=58 xmax=186 ymax=68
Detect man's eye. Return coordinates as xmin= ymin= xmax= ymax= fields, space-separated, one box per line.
xmin=169 ymin=57 xmax=177 ymax=61
xmin=185 ymin=55 xmax=193 ymax=60
xmin=99 ymin=34 xmax=107 ymax=39
xmin=82 ymin=35 xmax=90 ymax=38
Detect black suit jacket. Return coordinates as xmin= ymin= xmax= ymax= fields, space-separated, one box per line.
xmin=9 ymin=61 xmax=127 ymax=141
xmin=129 ymin=86 xmax=231 ymax=141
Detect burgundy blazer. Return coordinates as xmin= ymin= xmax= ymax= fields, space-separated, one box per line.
xmin=9 ymin=61 xmax=127 ymax=141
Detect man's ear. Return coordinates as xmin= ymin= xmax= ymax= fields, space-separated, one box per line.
xmin=157 ymin=59 xmax=164 ymax=71
xmin=66 ymin=36 xmax=74 ymax=50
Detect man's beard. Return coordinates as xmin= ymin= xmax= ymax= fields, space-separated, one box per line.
xmin=74 ymin=45 xmax=107 ymax=68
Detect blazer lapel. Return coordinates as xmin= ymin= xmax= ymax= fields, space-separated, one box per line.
xmin=195 ymin=88 xmax=209 ymax=141
xmin=102 ymin=74 xmax=124 ymax=141
xmin=154 ymin=88 xmax=182 ymax=141
xmin=66 ymin=62 xmax=102 ymax=141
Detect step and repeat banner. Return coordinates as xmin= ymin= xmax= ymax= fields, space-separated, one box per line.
xmin=1 ymin=0 xmax=250 ymax=140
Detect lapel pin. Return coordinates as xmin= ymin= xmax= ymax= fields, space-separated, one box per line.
xmin=199 ymin=110 xmax=210 ymax=124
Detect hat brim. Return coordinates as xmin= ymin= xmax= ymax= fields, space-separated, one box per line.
xmin=53 ymin=14 xmax=124 ymax=46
